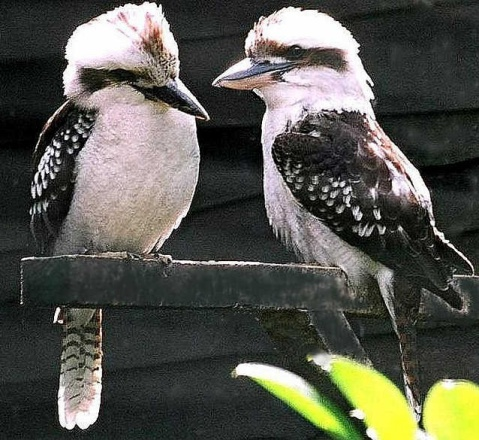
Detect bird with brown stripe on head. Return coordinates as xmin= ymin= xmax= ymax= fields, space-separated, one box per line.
xmin=30 ymin=2 xmax=208 ymax=430
xmin=213 ymin=7 xmax=473 ymax=418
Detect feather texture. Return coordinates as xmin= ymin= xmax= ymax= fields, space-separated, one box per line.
xmin=58 ymin=308 xmax=102 ymax=430
xmin=30 ymin=101 xmax=97 ymax=254
xmin=272 ymin=111 xmax=473 ymax=306
xmin=31 ymin=103 xmax=102 ymax=428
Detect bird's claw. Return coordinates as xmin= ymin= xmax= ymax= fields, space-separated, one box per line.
xmin=126 ymin=252 xmax=143 ymax=260
xmin=126 ymin=252 xmax=173 ymax=266
xmin=145 ymin=252 xmax=173 ymax=266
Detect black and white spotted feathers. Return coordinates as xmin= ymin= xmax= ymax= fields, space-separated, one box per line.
xmin=30 ymin=101 xmax=97 ymax=254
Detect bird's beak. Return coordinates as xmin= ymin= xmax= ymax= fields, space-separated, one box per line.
xmin=140 ymin=78 xmax=210 ymax=121
xmin=212 ymin=58 xmax=294 ymax=90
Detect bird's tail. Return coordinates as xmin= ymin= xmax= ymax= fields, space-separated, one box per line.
xmin=395 ymin=309 xmax=422 ymax=421
xmin=380 ymin=276 xmax=422 ymax=420
xmin=57 ymin=308 xmax=103 ymax=430
xmin=389 ymin=281 xmax=423 ymax=420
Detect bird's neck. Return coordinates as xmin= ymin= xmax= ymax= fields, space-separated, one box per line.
xmin=258 ymin=66 xmax=375 ymax=147
xmin=260 ymin=85 xmax=374 ymax=151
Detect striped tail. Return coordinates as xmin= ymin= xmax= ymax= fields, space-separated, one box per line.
xmin=58 ymin=308 xmax=103 ymax=430
xmin=396 ymin=309 xmax=422 ymax=421
xmin=380 ymin=276 xmax=422 ymax=420
xmin=390 ymin=281 xmax=422 ymax=420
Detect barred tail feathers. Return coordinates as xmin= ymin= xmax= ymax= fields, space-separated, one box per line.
xmin=378 ymin=272 xmax=423 ymax=419
xmin=58 ymin=308 xmax=103 ymax=430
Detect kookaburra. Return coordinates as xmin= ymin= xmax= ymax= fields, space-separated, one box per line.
xmin=213 ymin=7 xmax=473 ymax=416
xmin=30 ymin=3 xmax=208 ymax=430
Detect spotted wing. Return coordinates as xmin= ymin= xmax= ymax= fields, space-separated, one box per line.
xmin=272 ymin=112 xmax=472 ymax=291
xmin=30 ymin=101 xmax=97 ymax=254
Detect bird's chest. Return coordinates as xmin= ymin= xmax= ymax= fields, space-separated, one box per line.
xmin=59 ymin=104 xmax=199 ymax=254
xmin=83 ymin=107 xmax=198 ymax=194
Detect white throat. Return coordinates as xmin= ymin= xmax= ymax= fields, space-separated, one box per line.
xmin=262 ymin=70 xmax=373 ymax=111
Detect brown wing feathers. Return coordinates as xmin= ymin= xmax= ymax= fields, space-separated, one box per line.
xmin=272 ymin=111 xmax=473 ymax=302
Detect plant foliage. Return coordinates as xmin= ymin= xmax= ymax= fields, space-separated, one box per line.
xmin=233 ymin=355 xmax=479 ymax=440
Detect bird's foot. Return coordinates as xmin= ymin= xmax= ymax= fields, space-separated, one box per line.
xmin=144 ymin=252 xmax=173 ymax=266
xmin=126 ymin=252 xmax=173 ymax=266
xmin=126 ymin=252 xmax=143 ymax=261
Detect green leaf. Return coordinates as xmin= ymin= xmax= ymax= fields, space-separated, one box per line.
xmin=310 ymin=354 xmax=418 ymax=440
xmin=233 ymin=362 xmax=362 ymax=440
xmin=423 ymin=379 xmax=479 ymax=439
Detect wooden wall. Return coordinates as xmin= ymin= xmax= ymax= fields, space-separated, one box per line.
xmin=1 ymin=1 xmax=479 ymax=438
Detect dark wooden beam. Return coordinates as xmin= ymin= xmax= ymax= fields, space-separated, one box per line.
xmin=21 ymin=255 xmax=349 ymax=309
xmin=20 ymin=255 xmax=479 ymax=323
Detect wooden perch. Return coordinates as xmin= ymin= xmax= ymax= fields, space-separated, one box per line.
xmin=20 ymin=255 xmax=479 ymax=369
xmin=20 ymin=255 xmax=479 ymax=322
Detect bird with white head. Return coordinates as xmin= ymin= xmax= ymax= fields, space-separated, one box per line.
xmin=214 ymin=7 xmax=473 ymax=418
xmin=214 ymin=7 xmax=374 ymax=115
xmin=63 ymin=2 xmax=207 ymax=118
xmin=31 ymin=2 xmax=208 ymax=430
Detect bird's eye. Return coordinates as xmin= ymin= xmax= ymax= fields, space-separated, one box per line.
xmin=288 ymin=45 xmax=306 ymax=59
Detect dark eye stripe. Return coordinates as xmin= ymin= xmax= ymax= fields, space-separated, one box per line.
xmin=305 ymin=48 xmax=347 ymax=71
xmin=107 ymin=68 xmax=138 ymax=83
xmin=79 ymin=68 xmax=143 ymax=93
xmin=248 ymin=43 xmax=347 ymax=72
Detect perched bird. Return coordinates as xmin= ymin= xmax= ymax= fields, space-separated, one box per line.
xmin=30 ymin=2 xmax=208 ymax=430
xmin=213 ymin=7 xmax=473 ymax=417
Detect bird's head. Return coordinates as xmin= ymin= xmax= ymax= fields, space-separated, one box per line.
xmin=213 ymin=7 xmax=374 ymax=115
xmin=63 ymin=2 xmax=209 ymax=120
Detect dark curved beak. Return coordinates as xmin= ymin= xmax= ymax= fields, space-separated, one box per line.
xmin=212 ymin=58 xmax=294 ymax=90
xmin=137 ymin=78 xmax=210 ymax=121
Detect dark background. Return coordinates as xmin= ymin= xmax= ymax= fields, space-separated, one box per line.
xmin=2 ymin=1 xmax=479 ymax=438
